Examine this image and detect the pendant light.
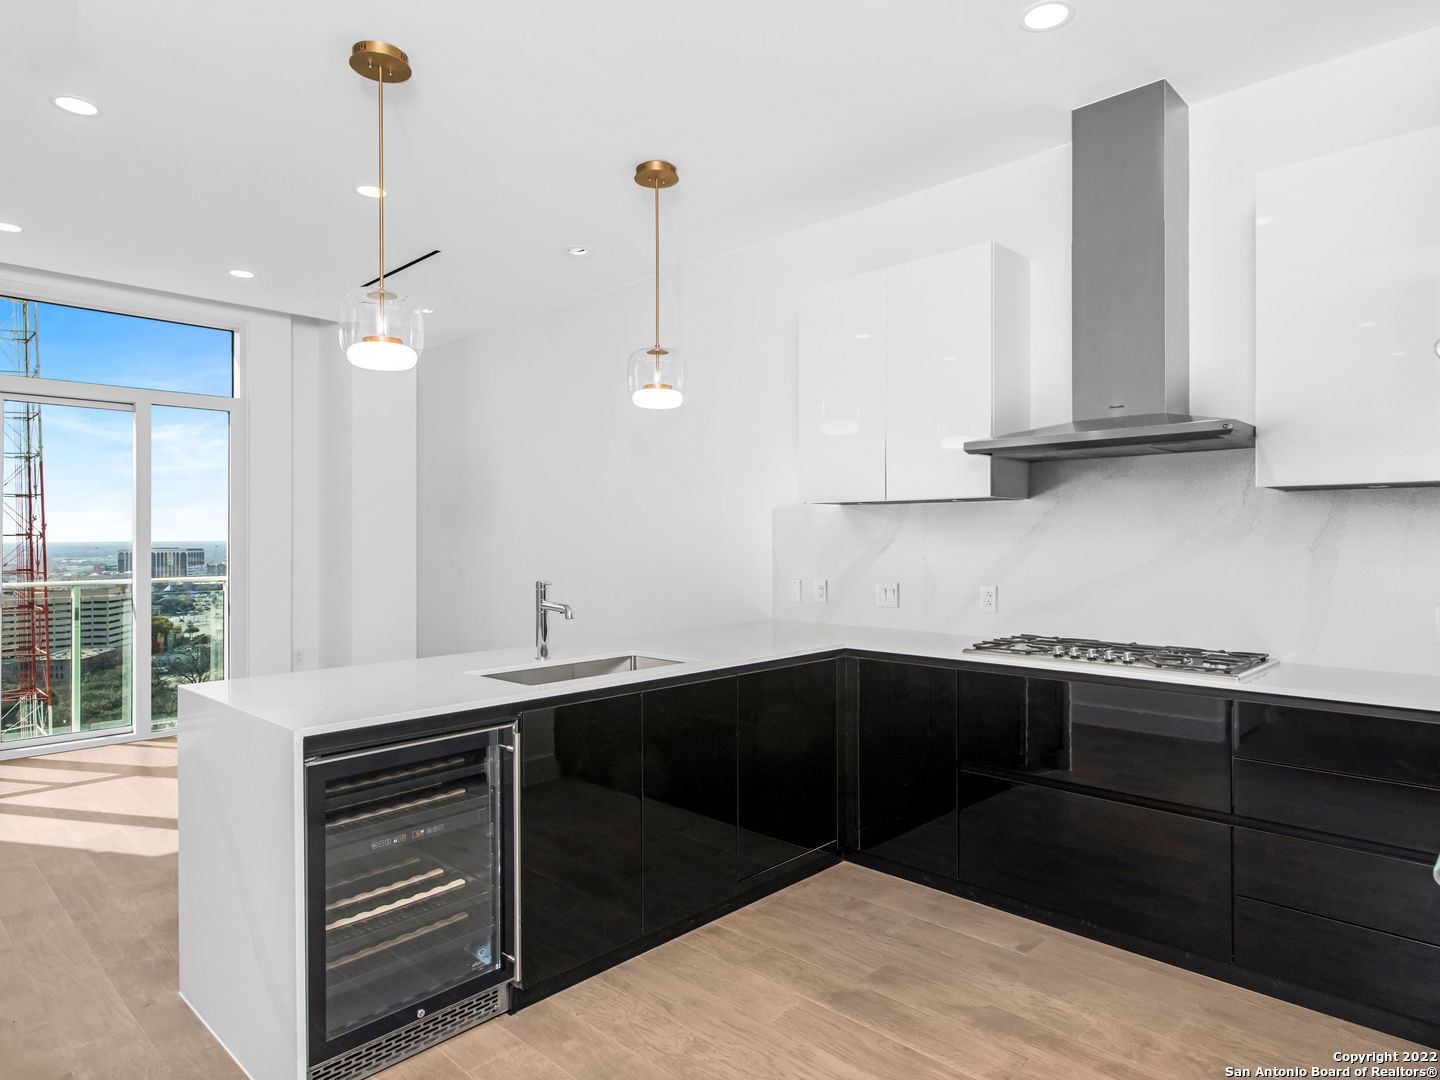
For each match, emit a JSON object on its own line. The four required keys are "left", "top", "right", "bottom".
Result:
{"left": 339, "top": 41, "right": 425, "bottom": 372}
{"left": 627, "top": 160, "right": 684, "bottom": 409}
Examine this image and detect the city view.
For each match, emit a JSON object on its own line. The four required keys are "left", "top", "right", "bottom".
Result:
{"left": 0, "top": 296, "right": 232, "bottom": 745}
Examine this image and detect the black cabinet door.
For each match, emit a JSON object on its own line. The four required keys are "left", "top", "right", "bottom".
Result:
{"left": 642, "top": 677, "right": 739, "bottom": 930}
{"left": 854, "top": 660, "right": 958, "bottom": 879}
{"left": 960, "top": 673, "right": 1230, "bottom": 812}
{"left": 1235, "top": 829, "right": 1440, "bottom": 947}
{"left": 519, "top": 694, "right": 643, "bottom": 988}
{"left": 955, "top": 775, "right": 1232, "bottom": 959}
{"left": 1234, "top": 759, "right": 1440, "bottom": 856}
{"left": 1235, "top": 701, "right": 1440, "bottom": 789}
{"left": 1235, "top": 898, "right": 1440, "bottom": 1026}
{"left": 737, "top": 661, "right": 838, "bottom": 881}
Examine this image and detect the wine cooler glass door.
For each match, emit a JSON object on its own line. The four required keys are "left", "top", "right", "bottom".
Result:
{"left": 305, "top": 725, "right": 514, "bottom": 1066}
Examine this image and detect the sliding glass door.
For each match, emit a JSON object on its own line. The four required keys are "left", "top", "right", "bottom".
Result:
{"left": 1, "top": 397, "right": 135, "bottom": 749}
{"left": 0, "top": 293, "right": 235, "bottom": 756}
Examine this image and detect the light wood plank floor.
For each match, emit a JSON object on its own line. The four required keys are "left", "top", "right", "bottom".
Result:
{"left": 0, "top": 737, "right": 1428, "bottom": 1079}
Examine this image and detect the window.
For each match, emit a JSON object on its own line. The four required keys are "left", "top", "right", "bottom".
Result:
{"left": 0, "top": 295, "right": 234, "bottom": 752}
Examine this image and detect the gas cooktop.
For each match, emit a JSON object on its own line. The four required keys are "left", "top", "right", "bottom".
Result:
{"left": 965, "top": 634, "right": 1276, "bottom": 680}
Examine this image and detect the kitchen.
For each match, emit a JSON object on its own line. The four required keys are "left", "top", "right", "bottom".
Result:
{"left": 0, "top": 4, "right": 1438, "bottom": 1079}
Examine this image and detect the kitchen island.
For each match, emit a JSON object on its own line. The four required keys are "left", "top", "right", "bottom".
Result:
{"left": 179, "top": 620, "right": 1440, "bottom": 1079}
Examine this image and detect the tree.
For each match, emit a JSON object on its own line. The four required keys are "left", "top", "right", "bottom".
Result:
{"left": 172, "top": 640, "right": 213, "bottom": 684}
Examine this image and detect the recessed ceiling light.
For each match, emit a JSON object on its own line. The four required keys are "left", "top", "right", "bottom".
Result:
{"left": 1357, "top": 321, "right": 1376, "bottom": 329}
{"left": 567, "top": 247, "right": 589, "bottom": 256}
{"left": 356, "top": 185, "right": 386, "bottom": 198}
{"left": 0, "top": 222, "right": 22, "bottom": 233}
{"left": 854, "top": 333, "right": 872, "bottom": 340}
{"left": 228, "top": 269, "right": 254, "bottom": 279}
{"left": 1256, "top": 216, "right": 1274, "bottom": 227}
{"left": 1020, "top": 1, "right": 1074, "bottom": 32}
{"left": 1390, "top": 350, "right": 1407, "bottom": 357}
{"left": 420, "top": 307, "right": 435, "bottom": 314}
{"left": 52, "top": 95, "right": 100, "bottom": 117}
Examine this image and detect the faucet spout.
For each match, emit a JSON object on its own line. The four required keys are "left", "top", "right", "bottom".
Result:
{"left": 535, "top": 581, "right": 575, "bottom": 661}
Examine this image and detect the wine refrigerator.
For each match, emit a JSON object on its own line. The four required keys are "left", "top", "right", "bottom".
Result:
{"left": 304, "top": 721, "right": 518, "bottom": 1080}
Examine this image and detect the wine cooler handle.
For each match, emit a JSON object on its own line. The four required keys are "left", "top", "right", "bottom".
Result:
{"left": 506, "top": 721, "right": 523, "bottom": 986}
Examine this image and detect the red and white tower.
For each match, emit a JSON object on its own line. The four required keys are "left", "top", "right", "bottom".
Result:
{"left": 0, "top": 298, "right": 53, "bottom": 739}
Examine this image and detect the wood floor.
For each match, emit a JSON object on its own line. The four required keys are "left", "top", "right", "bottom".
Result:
{"left": 0, "top": 738, "right": 1427, "bottom": 1080}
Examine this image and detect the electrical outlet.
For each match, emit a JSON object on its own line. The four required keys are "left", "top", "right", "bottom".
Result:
{"left": 875, "top": 582, "right": 899, "bottom": 608}
{"left": 979, "top": 584, "right": 998, "bottom": 614}
{"left": 812, "top": 579, "right": 828, "bottom": 604}
{"left": 788, "top": 578, "right": 803, "bottom": 603}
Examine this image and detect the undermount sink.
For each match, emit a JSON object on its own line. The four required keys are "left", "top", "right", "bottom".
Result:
{"left": 477, "top": 654, "right": 680, "bottom": 685}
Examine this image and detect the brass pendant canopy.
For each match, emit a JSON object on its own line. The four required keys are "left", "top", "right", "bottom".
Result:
{"left": 634, "top": 160, "right": 679, "bottom": 190}
{"left": 349, "top": 40, "right": 412, "bottom": 83}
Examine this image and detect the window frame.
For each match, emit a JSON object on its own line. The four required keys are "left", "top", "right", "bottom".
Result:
{"left": 0, "top": 275, "right": 248, "bottom": 758}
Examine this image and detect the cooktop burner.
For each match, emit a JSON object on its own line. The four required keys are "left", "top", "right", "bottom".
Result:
{"left": 965, "top": 635, "right": 1275, "bottom": 679}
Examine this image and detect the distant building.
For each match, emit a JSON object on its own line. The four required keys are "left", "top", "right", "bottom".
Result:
{"left": 0, "top": 585, "right": 131, "bottom": 653}
{"left": 118, "top": 548, "right": 207, "bottom": 578}
{"left": 205, "top": 562, "right": 227, "bottom": 577}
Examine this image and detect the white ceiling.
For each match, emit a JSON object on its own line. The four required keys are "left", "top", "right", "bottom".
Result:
{"left": 3, "top": 1, "right": 1440, "bottom": 347}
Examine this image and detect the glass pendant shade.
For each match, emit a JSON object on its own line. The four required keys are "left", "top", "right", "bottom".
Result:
{"left": 339, "top": 288, "right": 424, "bottom": 371}
{"left": 627, "top": 346, "right": 685, "bottom": 409}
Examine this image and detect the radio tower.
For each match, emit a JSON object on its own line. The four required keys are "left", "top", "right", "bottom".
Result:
{"left": 0, "top": 298, "right": 53, "bottom": 740}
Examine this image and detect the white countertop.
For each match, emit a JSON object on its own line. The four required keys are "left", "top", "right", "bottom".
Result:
{"left": 182, "top": 620, "right": 1440, "bottom": 738}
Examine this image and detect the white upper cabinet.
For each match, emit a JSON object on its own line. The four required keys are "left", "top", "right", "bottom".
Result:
{"left": 1256, "top": 124, "right": 1440, "bottom": 489}
{"left": 798, "top": 269, "right": 887, "bottom": 503}
{"left": 798, "top": 242, "right": 1029, "bottom": 503}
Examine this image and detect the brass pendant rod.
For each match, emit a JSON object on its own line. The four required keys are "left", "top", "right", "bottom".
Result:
{"left": 654, "top": 180, "right": 661, "bottom": 377}
{"left": 377, "top": 69, "right": 385, "bottom": 318}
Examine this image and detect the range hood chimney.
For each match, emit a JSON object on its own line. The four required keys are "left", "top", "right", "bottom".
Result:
{"left": 965, "top": 80, "right": 1254, "bottom": 461}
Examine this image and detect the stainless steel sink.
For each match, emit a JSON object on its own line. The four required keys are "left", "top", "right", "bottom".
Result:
{"left": 478, "top": 654, "right": 680, "bottom": 685}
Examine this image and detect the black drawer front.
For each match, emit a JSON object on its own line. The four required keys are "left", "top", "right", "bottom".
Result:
{"left": 960, "top": 675, "right": 1230, "bottom": 811}
{"left": 956, "top": 776, "right": 1232, "bottom": 960}
{"left": 1236, "top": 898, "right": 1440, "bottom": 1024}
{"left": 1235, "top": 829, "right": 1440, "bottom": 947}
{"left": 856, "top": 661, "right": 958, "bottom": 880}
{"left": 1235, "top": 702, "right": 1440, "bottom": 789}
{"left": 958, "top": 671, "right": 1064, "bottom": 771}
{"left": 1234, "top": 759, "right": 1440, "bottom": 856}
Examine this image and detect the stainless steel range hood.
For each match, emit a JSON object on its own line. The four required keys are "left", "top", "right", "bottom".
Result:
{"left": 966, "top": 80, "right": 1254, "bottom": 461}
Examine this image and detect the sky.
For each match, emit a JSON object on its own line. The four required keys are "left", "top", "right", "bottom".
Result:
{"left": 2, "top": 300, "right": 232, "bottom": 543}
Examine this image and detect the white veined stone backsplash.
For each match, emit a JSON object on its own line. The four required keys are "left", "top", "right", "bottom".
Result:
{"left": 773, "top": 450, "right": 1440, "bottom": 675}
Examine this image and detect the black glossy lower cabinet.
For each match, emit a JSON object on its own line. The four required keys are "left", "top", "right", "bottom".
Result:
{"left": 737, "top": 661, "right": 838, "bottom": 880}
{"left": 855, "top": 660, "right": 957, "bottom": 879}
{"left": 1235, "top": 828, "right": 1440, "bottom": 947}
{"left": 959, "top": 672, "right": 1230, "bottom": 812}
{"left": 519, "top": 694, "right": 643, "bottom": 989}
{"left": 1236, "top": 898, "right": 1440, "bottom": 1025}
{"left": 642, "top": 678, "right": 739, "bottom": 928}
{"left": 1234, "top": 758, "right": 1440, "bottom": 855}
{"left": 955, "top": 775, "right": 1232, "bottom": 960}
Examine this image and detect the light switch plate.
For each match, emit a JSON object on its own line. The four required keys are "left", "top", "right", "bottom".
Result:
{"left": 788, "top": 578, "right": 803, "bottom": 603}
{"left": 979, "top": 584, "right": 998, "bottom": 614}
{"left": 875, "top": 582, "right": 899, "bottom": 608}
{"left": 812, "top": 579, "right": 828, "bottom": 604}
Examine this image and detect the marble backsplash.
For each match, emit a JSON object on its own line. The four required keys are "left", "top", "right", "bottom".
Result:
{"left": 772, "top": 450, "right": 1440, "bottom": 675}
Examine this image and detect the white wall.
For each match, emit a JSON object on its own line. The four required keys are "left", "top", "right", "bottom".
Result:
{"left": 419, "top": 27, "right": 1440, "bottom": 672}
{"left": 291, "top": 319, "right": 418, "bottom": 670}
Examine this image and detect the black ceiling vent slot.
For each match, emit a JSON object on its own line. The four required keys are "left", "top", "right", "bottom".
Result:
{"left": 361, "top": 248, "right": 441, "bottom": 288}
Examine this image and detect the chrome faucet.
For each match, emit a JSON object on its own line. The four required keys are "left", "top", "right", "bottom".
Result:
{"left": 534, "top": 580, "right": 574, "bottom": 661}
